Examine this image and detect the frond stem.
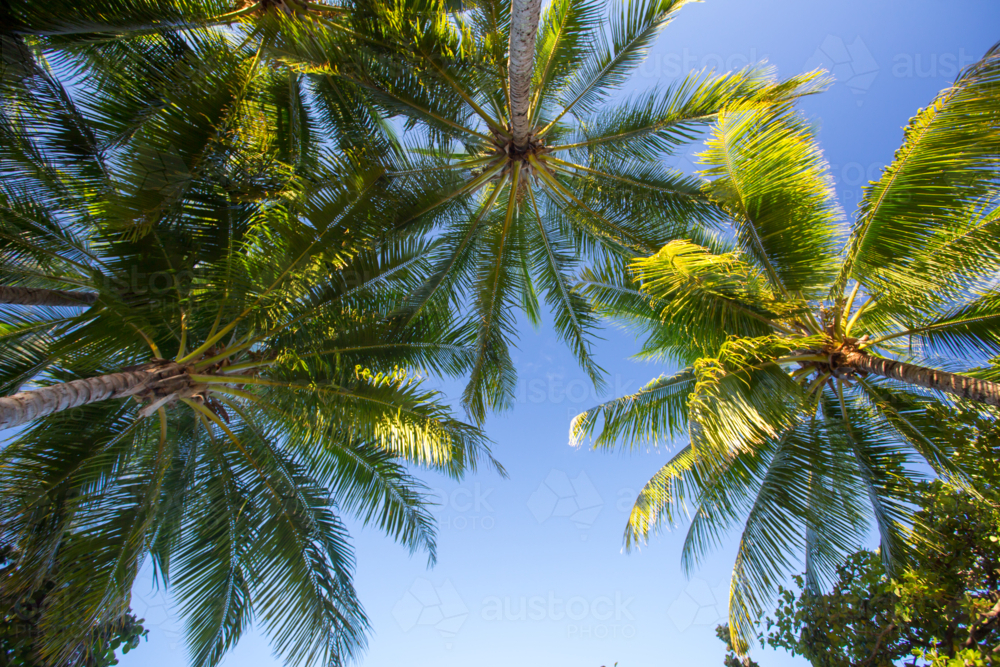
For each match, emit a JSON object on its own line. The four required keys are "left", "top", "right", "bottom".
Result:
{"left": 807, "top": 371, "right": 832, "bottom": 396}
{"left": 842, "top": 281, "right": 861, "bottom": 332}
{"left": 530, "top": 155, "right": 654, "bottom": 254}
{"left": 545, "top": 156, "right": 703, "bottom": 199}
{"left": 421, "top": 51, "right": 510, "bottom": 137}
{"left": 845, "top": 295, "right": 876, "bottom": 340}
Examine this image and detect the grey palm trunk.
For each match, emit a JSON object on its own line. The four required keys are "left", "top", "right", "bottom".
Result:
{"left": 0, "top": 360, "right": 194, "bottom": 430}
{"left": 507, "top": 0, "right": 542, "bottom": 148}
{"left": 841, "top": 348, "right": 1000, "bottom": 407}
{"left": 0, "top": 285, "right": 97, "bottom": 307}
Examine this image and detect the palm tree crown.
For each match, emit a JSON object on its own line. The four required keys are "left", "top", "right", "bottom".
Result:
{"left": 273, "top": 0, "right": 825, "bottom": 421}
{"left": 0, "top": 26, "right": 498, "bottom": 666}
{"left": 572, "top": 44, "right": 1000, "bottom": 653}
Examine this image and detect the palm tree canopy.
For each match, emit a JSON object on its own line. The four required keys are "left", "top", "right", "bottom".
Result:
{"left": 572, "top": 43, "right": 1000, "bottom": 653}
{"left": 0, "top": 26, "right": 499, "bottom": 667}
{"left": 268, "top": 0, "right": 827, "bottom": 422}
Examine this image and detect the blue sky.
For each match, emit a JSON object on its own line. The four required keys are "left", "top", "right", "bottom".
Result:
{"left": 122, "top": 2, "right": 1000, "bottom": 665}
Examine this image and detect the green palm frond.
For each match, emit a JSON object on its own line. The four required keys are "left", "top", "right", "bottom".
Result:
{"left": 525, "top": 182, "right": 605, "bottom": 383}
{"left": 856, "top": 201, "right": 1000, "bottom": 332}
{"left": 462, "top": 173, "right": 525, "bottom": 421}
{"left": 302, "top": 439, "right": 440, "bottom": 562}
{"left": 546, "top": 0, "right": 690, "bottom": 127}
{"left": 550, "top": 156, "right": 724, "bottom": 244}
{"left": 622, "top": 443, "right": 699, "bottom": 548}
{"left": 830, "top": 385, "right": 915, "bottom": 571}
{"left": 571, "top": 368, "right": 693, "bottom": 451}
{"left": 872, "top": 291, "right": 1000, "bottom": 360}
{"left": 855, "top": 378, "right": 972, "bottom": 491}
{"left": 686, "top": 353, "right": 804, "bottom": 464}
{"left": 631, "top": 240, "right": 789, "bottom": 357}
{"left": 528, "top": 0, "right": 602, "bottom": 124}
{"left": 720, "top": 414, "right": 870, "bottom": 653}
{"left": 555, "top": 67, "right": 826, "bottom": 160}
{"left": 838, "top": 41, "right": 1000, "bottom": 298}
{"left": 698, "top": 102, "right": 842, "bottom": 297}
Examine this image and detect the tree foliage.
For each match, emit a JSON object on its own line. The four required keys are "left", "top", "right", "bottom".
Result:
{"left": 267, "top": 0, "right": 825, "bottom": 421}
{"left": 717, "top": 407, "right": 1000, "bottom": 667}
{"left": 0, "top": 545, "right": 148, "bottom": 667}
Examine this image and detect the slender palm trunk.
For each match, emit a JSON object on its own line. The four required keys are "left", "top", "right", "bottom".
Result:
{"left": 508, "top": 0, "right": 542, "bottom": 148}
{"left": 0, "top": 362, "right": 184, "bottom": 430}
{"left": 842, "top": 349, "right": 1000, "bottom": 407}
{"left": 0, "top": 286, "right": 97, "bottom": 307}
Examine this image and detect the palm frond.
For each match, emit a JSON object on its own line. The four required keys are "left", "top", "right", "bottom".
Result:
{"left": 571, "top": 369, "right": 694, "bottom": 451}
{"left": 838, "top": 42, "right": 1000, "bottom": 298}
{"left": 698, "top": 102, "right": 842, "bottom": 297}
{"left": 547, "top": 0, "right": 691, "bottom": 126}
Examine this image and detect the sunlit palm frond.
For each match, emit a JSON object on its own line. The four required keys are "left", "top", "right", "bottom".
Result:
{"left": 699, "top": 102, "right": 842, "bottom": 297}
{"left": 839, "top": 41, "right": 1000, "bottom": 298}
{"left": 571, "top": 368, "right": 693, "bottom": 451}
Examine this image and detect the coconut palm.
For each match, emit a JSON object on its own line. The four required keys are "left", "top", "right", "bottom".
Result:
{"left": 274, "top": 0, "right": 826, "bottom": 421}
{"left": 0, "top": 0, "right": 412, "bottom": 310}
{"left": 571, "top": 45, "right": 1000, "bottom": 653}
{"left": 0, "top": 45, "right": 496, "bottom": 667}
{"left": 0, "top": 168, "right": 495, "bottom": 667}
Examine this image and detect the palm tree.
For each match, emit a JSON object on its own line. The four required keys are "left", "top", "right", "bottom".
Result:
{"left": 0, "top": 165, "right": 496, "bottom": 666}
{"left": 571, "top": 45, "right": 1000, "bottom": 653}
{"left": 0, "top": 41, "right": 497, "bottom": 667}
{"left": 275, "top": 0, "right": 825, "bottom": 421}
{"left": 0, "top": 26, "right": 309, "bottom": 393}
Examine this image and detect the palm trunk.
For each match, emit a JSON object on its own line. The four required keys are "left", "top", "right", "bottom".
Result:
{"left": 0, "top": 362, "right": 183, "bottom": 430}
{"left": 842, "top": 349, "right": 1000, "bottom": 407}
{"left": 508, "top": 0, "right": 542, "bottom": 148}
{"left": 0, "top": 286, "right": 97, "bottom": 307}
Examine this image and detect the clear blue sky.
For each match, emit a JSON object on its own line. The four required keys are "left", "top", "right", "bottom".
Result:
{"left": 122, "top": 2, "right": 1000, "bottom": 665}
